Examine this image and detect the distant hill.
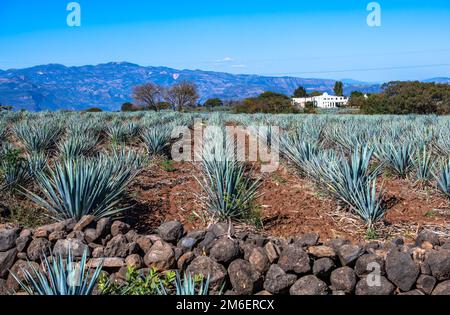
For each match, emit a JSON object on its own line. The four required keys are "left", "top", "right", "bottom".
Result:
{"left": 0, "top": 62, "right": 444, "bottom": 111}
{"left": 422, "top": 77, "right": 450, "bottom": 84}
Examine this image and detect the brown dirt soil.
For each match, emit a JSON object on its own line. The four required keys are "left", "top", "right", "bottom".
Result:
{"left": 257, "top": 169, "right": 450, "bottom": 242}
{"left": 124, "top": 162, "right": 450, "bottom": 242}
{"left": 124, "top": 160, "right": 206, "bottom": 234}
{"left": 1, "top": 156, "right": 449, "bottom": 242}
{"left": 381, "top": 178, "right": 450, "bottom": 238}
{"left": 0, "top": 190, "right": 52, "bottom": 229}
{"left": 257, "top": 166, "right": 348, "bottom": 241}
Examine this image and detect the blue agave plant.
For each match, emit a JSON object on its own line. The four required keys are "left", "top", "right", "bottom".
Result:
{"left": 376, "top": 143, "right": 415, "bottom": 178}
{"left": 435, "top": 159, "right": 450, "bottom": 198}
{"left": 11, "top": 248, "right": 103, "bottom": 295}
{"left": 157, "top": 273, "right": 212, "bottom": 295}
{"left": 24, "top": 154, "right": 139, "bottom": 221}
{"left": 141, "top": 126, "right": 173, "bottom": 157}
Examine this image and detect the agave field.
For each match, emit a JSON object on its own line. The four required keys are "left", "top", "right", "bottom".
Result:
{"left": 0, "top": 110, "right": 449, "bottom": 237}
{"left": 0, "top": 110, "right": 450, "bottom": 295}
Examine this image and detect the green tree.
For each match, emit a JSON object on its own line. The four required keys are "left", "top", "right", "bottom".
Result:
{"left": 0, "top": 103, "right": 13, "bottom": 111}
{"left": 204, "top": 98, "right": 223, "bottom": 108}
{"left": 304, "top": 101, "right": 317, "bottom": 114}
{"left": 156, "top": 102, "right": 172, "bottom": 110}
{"left": 309, "top": 91, "right": 322, "bottom": 97}
{"left": 84, "top": 107, "right": 103, "bottom": 112}
{"left": 293, "top": 86, "right": 308, "bottom": 98}
{"left": 121, "top": 102, "right": 136, "bottom": 111}
{"left": 360, "top": 81, "right": 450, "bottom": 115}
{"left": 133, "top": 83, "right": 164, "bottom": 111}
{"left": 165, "top": 81, "right": 199, "bottom": 111}
{"left": 350, "top": 91, "right": 364, "bottom": 98}
{"left": 334, "top": 81, "right": 344, "bottom": 96}
{"left": 348, "top": 96, "right": 366, "bottom": 109}
{"left": 234, "top": 91, "right": 298, "bottom": 114}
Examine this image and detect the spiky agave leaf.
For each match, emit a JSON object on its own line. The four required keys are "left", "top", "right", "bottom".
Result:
{"left": 23, "top": 156, "right": 138, "bottom": 221}
{"left": 376, "top": 143, "right": 415, "bottom": 178}
{"left": 141, "top": 126, "right": 172, "bottom": 157}
{"left": 198, "top": 159, "right": 261, "bottom": 220}
{"left": 323, "top": 145, "right": 379, "bottom": 201}
{"left": 107, "top": 147, "right": 145, "bottom": 172}
{"left": 310, "top": 145, "right": 386, "bottom": 226}
{"left": 24, "top": 152, "right": 48, "bottom": 181}
{"left": 157, "top": 273, "right": 212, "bottom": 295}
{"left": 106, "top": 122, "right": 140, "bottom": 144}
{"left": 349, "top": 179, "right": 386, "bottom": 228}
{"left": 197, "top": 134, "right": 261, "bottom": 220}
{"left": 125, "top": 122, "right": 141, "bottom": 139}
{"left": 1, "top": 143, "right": 25, "bottom": 188}
{"left": 1, "top": 161, "right": 28, "bottom": 190}
{"left": 325, "top": 123, "right": 376, "bottom": 153}
{"left": 13, "top": 120, "right": 62, "bottom": 154}
{"left": 0, "top": 145, "right": 47, "bottom": 190}
{"left": 12, "top": 248, "right": 103, "bottom": 295}
{"left": 67, "top": 114, "right": 105, "bottom": 137}
{"left": 434, "top": 159, "right": 450, "bottom": 198}
{"left": 433, "top": 127, "right": 450, "bottom": 155}
{"left": 58, "top": 134, "right": 99, "bottom": 159}
{"left": 252, "top": 125, "right": 278, "bottom": 149}
{"left": 414, "top": 146, "right": 434, "bottom": 183}
{"left": 0, "top": 122, "right": 7, "bottom": 142}
{"left": 106, "top": 123, "right": 129, "bottom": 144}
{"left": 280, "top": 133, "right": 319, "bottom": 177}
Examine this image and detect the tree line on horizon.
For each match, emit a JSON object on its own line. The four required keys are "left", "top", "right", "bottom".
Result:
{"left": 125, "top": 81, "right": 200, "bottom": 112}
{"left": 123, "top": 81, "right": 347, "bottom": 114}
{"left": 2, "top": 80, "right": 448, "bottom": 115}
{"left": 350, "top": 81, "right": 450, "bottom": 115}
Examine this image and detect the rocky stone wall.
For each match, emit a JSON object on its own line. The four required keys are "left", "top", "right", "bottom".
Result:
{"left": 1, "top": 216, "right": 450, "bottom": 295}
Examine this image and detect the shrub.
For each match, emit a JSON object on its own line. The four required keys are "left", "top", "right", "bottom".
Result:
{"left": 99, "top": 267, "right": 213, "bottom": 296}
{"left": 121, "top": 102, "right": 144, "bottom": 112}
{"left": 204, "top": 98, "right": 224, "bottom": 108}
{"left": 156, "top": 102, "right": 172, "bottom": 110}
{"left": 360, "top": 81, "right": 450, "bottom": 115}
{"left": 303, "top": 101, "right": 317, "bottom": 114}
{"left": 99, "top": 267, "right": 176, "bottom": 295}
{"left": 234, "top": 92, "right": 299, "bottom": 114}
{"left": 84, "top": 108, "right": 103, "bottom": 112}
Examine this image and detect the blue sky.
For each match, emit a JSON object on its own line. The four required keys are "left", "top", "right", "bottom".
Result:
{"left": 0, "top": 0, "right": 449, "bottom": 82}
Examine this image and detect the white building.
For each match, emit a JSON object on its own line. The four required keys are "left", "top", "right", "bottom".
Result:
{"left": 292, "top": 92, "right": 349, "bottom": 109}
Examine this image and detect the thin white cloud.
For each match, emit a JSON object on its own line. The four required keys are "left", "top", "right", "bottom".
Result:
{"left": 231, "top": 64, "right": 247, "bottom": 68}
{"left": 216, "top": 57, "right": 234, "bottom": 62}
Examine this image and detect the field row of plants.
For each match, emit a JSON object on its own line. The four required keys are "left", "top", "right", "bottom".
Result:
{"left": 0, "top": 110, "right": 449, "bottom": 232}
{"left": 1, "top": 110, "right": 450, "bottom": 296}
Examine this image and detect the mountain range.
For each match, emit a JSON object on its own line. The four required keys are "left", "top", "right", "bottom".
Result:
{"left": 0, "top": 62, "right": 448, "bottom": 111}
